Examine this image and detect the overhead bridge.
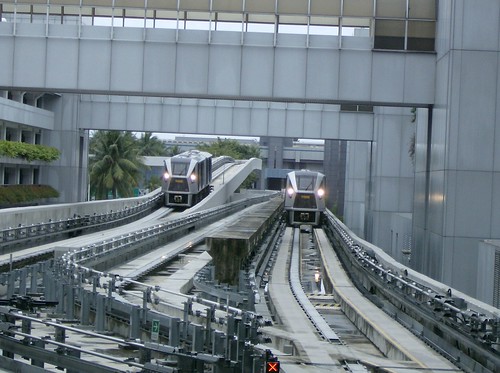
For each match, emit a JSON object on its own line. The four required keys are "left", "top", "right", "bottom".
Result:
{"left": 0, "top": 20, "right": 435, "bottom": 141}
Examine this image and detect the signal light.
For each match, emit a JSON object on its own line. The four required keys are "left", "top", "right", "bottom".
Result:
{"left": 265, "top": 361, "right": 280, "bottom": 372}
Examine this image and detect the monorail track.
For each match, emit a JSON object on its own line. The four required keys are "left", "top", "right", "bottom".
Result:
{"left": 262, "top": 225, "right": 461, "bottom": 372}
{"left": 322, "top": 210, "right": 499, "bottom": 373}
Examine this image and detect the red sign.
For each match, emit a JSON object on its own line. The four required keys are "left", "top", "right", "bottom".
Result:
{"left": 266, "top": 361, "right": 280, "bottom": 372}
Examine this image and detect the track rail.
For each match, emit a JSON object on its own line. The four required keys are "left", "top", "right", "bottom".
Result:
{"left": 323, "top": 209, "right": 500, "bottom": 373}
{"left": 288, "top": 227, "right": 341, "bottom": 343}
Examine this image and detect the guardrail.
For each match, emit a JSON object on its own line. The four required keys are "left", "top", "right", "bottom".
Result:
{"left": 0, "top": 192, "right": 164, "bottom": 253}
{"left": 323, "top": 209, "right": 500, "bottom": 373}
{"left": 0, "top": 194, "right": 283, "bottom": 372}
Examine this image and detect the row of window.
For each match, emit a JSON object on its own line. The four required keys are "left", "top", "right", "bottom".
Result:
{"left": 0, "top": 1, "right": 436, "bottom": 20}
{"left": 0, "top": 125, "right": 42, "bottom": 145}
{"left": 2, "top": 166, "right": 40, "bottom": 185}
{"left": 0, "top": 1, "right": 436, "bottom": 51}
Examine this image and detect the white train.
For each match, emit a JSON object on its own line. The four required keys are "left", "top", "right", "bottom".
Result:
{"left": 162, "top": 150, "right": 213, "bottom": 207}
{"left": 284, "top": 170, "right": 326, "bottom": 226}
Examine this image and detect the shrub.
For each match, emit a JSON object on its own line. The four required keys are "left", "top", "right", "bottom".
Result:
{"left": 0, "top": 140, "right": 60, "bottom": 162}
{"left": 0, "top": 184, "right": 59, "bottom": 206}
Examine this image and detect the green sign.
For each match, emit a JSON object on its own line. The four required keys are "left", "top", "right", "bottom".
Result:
{"left": 151, "top": 319, "right": 160, "bottom": 341}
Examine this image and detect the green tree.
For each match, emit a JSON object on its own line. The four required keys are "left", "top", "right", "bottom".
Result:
{"left": 196, "top": 138, "right": 260, "bottom": 159}
{"left": 137, "top": 132, "right": 169, "bottom": 156}
{"left": 146, "top": 174, "right": 163, "bottom": 191}
{"left": 89, "top": 131, "right": 146, "bottom": 199}
{"left": 197, "top": 138, "right": 261, "bottom": 189}
{"left": 166, "top": 144, "right": 182, "bottom": 156}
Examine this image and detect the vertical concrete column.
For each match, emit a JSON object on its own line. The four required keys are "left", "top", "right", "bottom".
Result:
{"left": 54, "top": 325, "right": 66, "bottom": 355}
{"left": 7, "top": 271, "right": 16, "bottom": 298}
{"left": 56, "top": 283, "right": 65, "bottom": 314}
{"left": 21, "top": 319, "right": 31, "bottom": 341}
{"left": 31, "top": 339, "right": 46, "bottom": 367}
{"left": 95, "top": 294, "right": 106, "bottom": 333}
{"left": 66, "top": 348, "right": 81, "bottom": 373}
{"left": 205, "top": 305, "right": 215, "bottom": 351}
{"left": 80, "top": 290, "right": 90, "bottom": 325}
{"left": 236, "top": 317, "right": 246, "bottom": 360}
{"left": 43, "top": 270, "right": 56, "bottom": 302}
{"left": 129, "top": 305, "right": 141, "bottom": 340}
{"left": 191, "top": 324, "right": 204, "bottom": 353}
{"left": 142, "top": 288, "right": 150, "bottom": 325}
{"left": 10, "top": 91, "right": 24, "bottom": 104}
{"left": 18, "top": 267, "right": 28, "bottom": 295}
{"left": 169, "top": 317, "right": 180, "bottom": 347}
{"left": 66, "top": 285, "right": 75, "bottom": 319}
{"left": 213, "top": 330, "right": 225, "bottom": 355}
{"left": 182, "top": 299, "right": 192, "bottom": 339}
{"left": 30, "top": 265, "right": 38, "bottom": 293}
{"left": 139, "top": 347, "right": 151, "bottom": 364}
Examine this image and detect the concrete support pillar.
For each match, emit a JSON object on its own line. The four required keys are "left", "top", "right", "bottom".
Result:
{"left": 129, "top": 305, "right": 141, "bottom": 340}
{"left": 191, "top": 324, "right": 204, "bottom": 353}
{"left": 66, "top": 348, "right": 81, "bottom": 373}
{"left": 80, "top": 290, "right": 90, "bottom": 325}
{"left": 56, "top": 282, "right": 65, "bottom": 314}
{"left": 18, "top": 267, "right": 28, "bottom": 295}
{"left": 21, "top": 319, "right": 31, "bottom": 341}
{"left": 169, "top": 318, "right": 180, "bottom": 347}
{"left": 95, "top": 294, "right": 106, "bottom": 333}
{"left": 30, "top": 265, "right": 38, "bottom": 293}
{"left": 31, "top": 339, "right": 46, "bottom": 367}
{"left": 66, "top": 285, "right": 75, "bottom": 319}
{"left": 139, "top": 347, "right": 151, "bottom": 364}
{"left": 7, "top": 271, "right": 16, "bottom": 298}
{"left": 55, "top": 326, "right": 66, "bottom": 351}
{"left": 10, "top": 91, "right": 24, "bottom": 104}
{"left": 43, "top": 270, "right": 56, "bottom": 302}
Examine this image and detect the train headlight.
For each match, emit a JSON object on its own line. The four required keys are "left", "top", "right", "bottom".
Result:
{"left": 317, "top": 188, "right": 325, "bottom": 199}
{"left": 190, "top": 173, "right": 197, "bottom": 182}
{"left": 287, "top": 187, "right": 295, "bottom": 197}
{"left": 163, "top": 172, "right": 170, "bottom": 180}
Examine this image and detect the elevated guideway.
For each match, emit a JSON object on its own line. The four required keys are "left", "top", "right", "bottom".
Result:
{"left": 188, "top": 157, "right": 262, "bottom": 213}
{"left": 0, "top": 157, "right": 260, "bottom": 254}
{"left": 264, "top": 227, "right": 460, "bottom": 373}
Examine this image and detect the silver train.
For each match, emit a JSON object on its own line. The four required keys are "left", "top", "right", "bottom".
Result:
{"left": 284, "top": 170, "right": 326, "bottom": 226}
{"left": 162, "top": 150, "right": 213, "bottom": 207}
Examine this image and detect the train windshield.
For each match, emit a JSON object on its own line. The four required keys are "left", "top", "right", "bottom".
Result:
{"left": 172, "top": 160, "right": 190, "bottom": 176}
{"left": 296, "top": 175, "right": 316, "bottom": 191}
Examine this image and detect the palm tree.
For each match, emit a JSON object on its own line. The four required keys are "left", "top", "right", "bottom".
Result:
{"left": 137, "top": 132, "right": 169, "bottom": 156}
{"left": 89, "top": 131, "right": 146, "bottom": 199}
{"left": 167, "top": 144, "right": 182, "bottom": 156}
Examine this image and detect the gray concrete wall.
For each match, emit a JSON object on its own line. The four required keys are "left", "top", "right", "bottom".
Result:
{"left": 0, "top": 188, "right": 161, "bottom": 230}
{"left": 366, "top": 107, "right": 415, "bottom": 261}
{"left": 0, "top": 96, "right": 54, "bottom": 129}
{"left": 41, "top": 94, "right": 89, "bottom": 203}
{"left": 413, "top": 0, "right": 500, "bottom": 301}
{"left": 476, "top": 240, "right": 500, "bottom": 307}
{"left": 344, "top": 141, "right": 371, "bottom": 239}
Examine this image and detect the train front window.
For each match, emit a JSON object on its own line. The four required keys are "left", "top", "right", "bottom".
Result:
{"left": 296, "top": 175, "right": 317, "bottom": 191}
{"left": 172, "top": 160, "right": 189, "bottom": 176}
